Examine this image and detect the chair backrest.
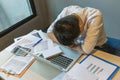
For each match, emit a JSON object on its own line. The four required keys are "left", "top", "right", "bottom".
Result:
{"left": 107, "top": 37, "right": 120, "bottom": 50}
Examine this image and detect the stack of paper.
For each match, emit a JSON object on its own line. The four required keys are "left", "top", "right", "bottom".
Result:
{"left": 5, "top": 30, "right": 56, "bottom": 57}
{"left": 1, "top": 55, "right": 34, "bottom": 75}
{"left": 0, "top": 30, "right": 52, "bottom": 77}
{"left": 0, "top": 30, "right": 64, "bottom": 77}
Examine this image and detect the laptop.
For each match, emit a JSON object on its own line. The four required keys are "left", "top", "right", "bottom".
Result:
{"left": 37, "top": 45, "right": 82, "bottom": 71}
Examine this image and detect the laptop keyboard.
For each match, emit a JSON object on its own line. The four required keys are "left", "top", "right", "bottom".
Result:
{"left": 47, "top": 55, "right": 73, "bottom": 69}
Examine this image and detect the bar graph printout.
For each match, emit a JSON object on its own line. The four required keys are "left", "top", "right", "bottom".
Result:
{"left": 79, "top": 55, "right": 119, "bottom": 80}
{"left": 62, "top": 63, "right": 98, "bottom": 80}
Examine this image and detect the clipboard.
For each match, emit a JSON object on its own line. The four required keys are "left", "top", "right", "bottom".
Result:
{"left": 14, "top": 58, "right": 35, "bottom": 77}
{"left": 0, "top": 55, "right": 35, "bottom": 78}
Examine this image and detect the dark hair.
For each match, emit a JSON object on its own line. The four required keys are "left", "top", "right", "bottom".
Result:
{"left": 53, "top": 15, "right": 80, "bottom": 46}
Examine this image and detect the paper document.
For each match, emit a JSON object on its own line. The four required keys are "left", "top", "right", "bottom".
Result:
{"left": 62, "top": 63, "right": 98, "bottom": 80}
{"left": 29, "top": 29, "right": 47, "bottom": 39}
{"left": 14, "top": 30, "right": 45, "bottom": 42}
{"left": 79, "top": 55, "right": 119, "bottom": 80}
{"left": 34, "top": 39, "right": 54, "bottom": 53}
{"left": 41, "top": 46, "right": 62, "bottom": 59}
{"left": 12, "top": 30, "right": 50, "bottom": 56}
{"left": 6, "top": 33, "right": 40, "bottom": 52}
{"left": 0, "top": 55, "right": 34, "bottom": 74}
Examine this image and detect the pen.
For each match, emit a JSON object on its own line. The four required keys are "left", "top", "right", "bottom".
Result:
{"left": 32, "top": 38, "right": 43, "bottom": 47}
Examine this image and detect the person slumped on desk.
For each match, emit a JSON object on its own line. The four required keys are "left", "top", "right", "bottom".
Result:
{"left": 47, "top": 5, "right": 107, "bottom": 54}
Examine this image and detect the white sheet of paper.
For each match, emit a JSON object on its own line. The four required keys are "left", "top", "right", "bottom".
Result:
{"left": 5, "top": 33, "right": 40, "bottom": 52}
{"left": 34, "top": 39, "right": 54, "bottom": 53}
{"left": 41, "top": 46, "right": 62, "bottom": 58}
{"left": 62, "top": 63, "right": 98, "bottom": 80}
{"left": 1, "top": 55, "right": 34, "bottom": 74}
{"left": 37, "top": 30, "right": 47, "bottom": 39}
{"left": 80, "top": 55, "right": 118, "bottom": 80}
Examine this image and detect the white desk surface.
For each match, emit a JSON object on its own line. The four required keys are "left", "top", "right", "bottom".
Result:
{"left": 0, "top": 49, "right": 120, "bottom": 80}
{"left": 0, "top": 49, "right": 63, "bottom": 80}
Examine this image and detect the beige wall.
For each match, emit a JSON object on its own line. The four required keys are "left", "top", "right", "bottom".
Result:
{"left": 0, "top": 0, "right": 50, "bottom": 51}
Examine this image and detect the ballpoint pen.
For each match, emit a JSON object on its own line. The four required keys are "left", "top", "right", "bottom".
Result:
{"left": 32, "top": 38, "right": 43, "bottom": 47}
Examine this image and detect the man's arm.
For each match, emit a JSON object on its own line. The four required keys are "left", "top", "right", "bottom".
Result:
{"left": 82, "top": 15, "right": 104, "bottom": 54}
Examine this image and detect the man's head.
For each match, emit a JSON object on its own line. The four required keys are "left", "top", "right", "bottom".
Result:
{"left": 53, "top": 15, "right": 81, "bottom": 46}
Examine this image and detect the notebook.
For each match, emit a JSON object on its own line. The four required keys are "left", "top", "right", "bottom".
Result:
{"left": 37, "top": 45, "right": 82, "bottom": 71}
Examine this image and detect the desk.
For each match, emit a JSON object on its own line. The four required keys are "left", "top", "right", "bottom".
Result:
{"left": 93, "top": 50, "right": 120, "bottom": 80}
{"left": 0, "top": 49, "right": 62, "bottom": 80}
{"left": 0, "top": 49, "right": 120, "bottom": 80}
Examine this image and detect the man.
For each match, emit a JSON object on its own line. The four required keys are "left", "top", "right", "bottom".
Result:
{"left": 47, "top": 5, "right": 107, "bottom": 54}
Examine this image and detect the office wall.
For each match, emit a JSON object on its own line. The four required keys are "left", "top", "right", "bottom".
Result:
{"left": 0, "top": 0, "right": 50, "bottom": 51}
{"left": 47, "top": 0, "right": 120, "bottom": 39}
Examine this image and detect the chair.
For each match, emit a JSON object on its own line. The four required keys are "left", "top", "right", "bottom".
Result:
{"left": 106, "top": 37, "right": 120, "bottom": 56}
{"left": 95, "top": 37, "right": 120, "bottom": 56}
{"left": 107, "top": 37, "right": 120, "bottom": 50}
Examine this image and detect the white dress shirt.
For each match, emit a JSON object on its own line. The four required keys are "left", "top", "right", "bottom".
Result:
{"left": 47, "top": 5, "right": 107, "bottom": 54}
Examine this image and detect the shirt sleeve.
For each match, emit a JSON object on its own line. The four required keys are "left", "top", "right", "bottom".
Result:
{"left": 81, "top": 11, "right": 103, "bottom": 54}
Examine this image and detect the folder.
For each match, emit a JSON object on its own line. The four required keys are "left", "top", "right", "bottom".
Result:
{"left": 79, "top": 55, "right": 119, "bottom": 80}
